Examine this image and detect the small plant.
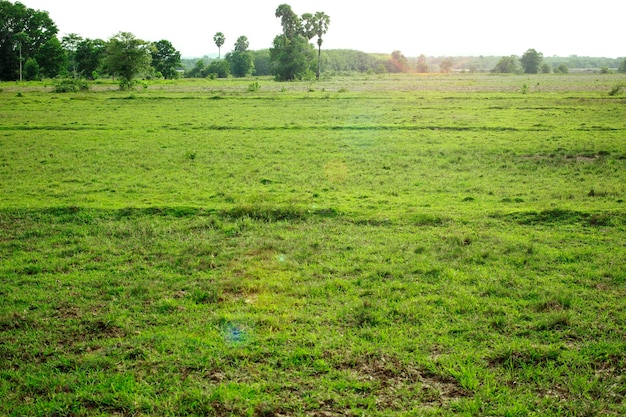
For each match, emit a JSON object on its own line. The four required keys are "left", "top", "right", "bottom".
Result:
{"left": 186, "top": 150, "right": 197, "bottom": 161}
{"left": 520, "top": 83, "right": 529, "bottom": 94}
{"left": 248, "top": 81, "right": 260, "bottom": 92}
{"left": 608, "top": 83, "right": 623, "bottom": 96}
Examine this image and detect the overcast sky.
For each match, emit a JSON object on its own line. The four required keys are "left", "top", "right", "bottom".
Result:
{"left": 21, "top": 0, "right": 624, "bottom": 58}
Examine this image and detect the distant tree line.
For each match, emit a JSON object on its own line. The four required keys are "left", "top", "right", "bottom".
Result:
{"left": 2, "top": 1, "right": 625, "bottom": 84}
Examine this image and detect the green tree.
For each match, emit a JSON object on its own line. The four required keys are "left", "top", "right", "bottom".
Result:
{"left": 520, "top": 48, "right": 543, "bottom": 74}
{"left": 185, "top": 59, "right": 205, "bottom": 78}
{"left": 554, "top": 64, "right": 568, "bottom": 74}
{"left": 34, "top": 36, "right": 65, "bottom": 78}
{"left": 62, "top": 33, "right": 82, "bottom": 77}
{"left": 227, "top": 36, "right": 254, "bottom": 77}
{"left": 234, "top": 35, "right": 249, "bottom": 52}
{"left": 618, "top": 58, "right": 626, "bottom": 74}
{"left": 75, "top": 38, "right": 106, "bottom": 79}
{"left": 206, "top": 59, "right": 230, "bottom": 78}
{"left": 541, "top": 63, "right": 551, "bottom": 74}
{"left": 302, "top": 11, "right": 330, "bottom": 79}
{"left": 275, "top": 4, "right": 300, "bottom": 40}
{"left": 251, "top": 49, "right": 271, "bottom": 76}
{"left": 271, "top": 4, "right": 314, "bottom": 81}
{"left": 311, "top": 12, "right": 330, "bottom": 79}
{"left": 23, "top": 57, "right": 39, "bottom": 80}
{"left": 213, "top": 32, "right": 225, "bottom": 59}
{"left": 151, "top": 39, "right": 181, "bottom": 79}
{"left": 0, "top": 0, "right": 59, "bottom": 80}
{"left": 492, "top": 55, "right": 519, "bottom": 73}
{"left": 270, "top": 34, "right": 314, "bottom": 81}
{"left": 105, "top": 32, "right": 152, "bottom": 90}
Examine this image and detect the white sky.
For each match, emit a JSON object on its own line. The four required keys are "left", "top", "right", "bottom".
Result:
{"left": 20, "top": 0, "right": 625, "bottom": 58}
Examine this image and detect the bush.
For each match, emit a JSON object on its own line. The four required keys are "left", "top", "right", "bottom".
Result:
{"left": 554, "top": 64, "right": 568, "bottom": 74}
{"left": 608, "top": 83, "right": 623, "bottom": 96}
{"left": 54, "top": 78, "right": 89, "bottom": 93}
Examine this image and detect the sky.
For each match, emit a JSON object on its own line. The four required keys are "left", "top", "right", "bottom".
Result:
{"left": 19, "top": 0, "right": 624, "bottom": 59}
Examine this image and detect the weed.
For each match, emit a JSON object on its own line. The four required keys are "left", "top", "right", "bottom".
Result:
{"left": 248, "top": 81, "right": 261, "bottom": 92}
{"left": 185, "top": 150, "right": 197, "bottom": 161}
{"left": 608, "top": 83, "right": 623, "bottom": 96}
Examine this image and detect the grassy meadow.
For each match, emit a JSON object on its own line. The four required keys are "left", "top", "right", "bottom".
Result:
{"left": 1, "top": 73, "right": 625, "bottom": 416}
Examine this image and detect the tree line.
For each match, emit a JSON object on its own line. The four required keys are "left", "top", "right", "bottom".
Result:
{"left": 2, "top": 1, "right": 625, "bottom": 86}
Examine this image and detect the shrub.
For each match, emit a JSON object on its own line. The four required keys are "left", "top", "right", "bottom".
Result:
{"left": 54, "top": 78, "right": 89, "bottom": 93}
{"left": 248, "top": 81, "right": 260, "bottom": 92}
{"left": 608, "top": 83, "right": 623, "bottom": 96}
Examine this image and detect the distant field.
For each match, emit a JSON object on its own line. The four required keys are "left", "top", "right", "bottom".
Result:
{"left": 1, "top": 74, "right": 625, "bottom": 416}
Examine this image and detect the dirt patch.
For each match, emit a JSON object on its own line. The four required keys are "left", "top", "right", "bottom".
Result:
{"left": 338, "top": 355, "right": 471, "bottom": 407}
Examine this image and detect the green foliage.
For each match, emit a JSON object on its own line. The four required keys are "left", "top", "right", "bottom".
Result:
{"left": 184, "top": 59, "right": 207, "bottom": 78}
{"left": 554, "top": 64, "right": 568, "bottom": 74}
{"left": 151, "top": 39, "right": 181, "bottom": 80}
{"left": 619, "top": 57, "right": 626, "bottom": 74}
{"left": 520, "top": 48, "right": 544, "bottom": 74}
{"left": 302, "top": 11, "right": 331, "bottom": 79}
{"left": 251, "top": 49, "right": 272, "bottom": 76}
{"left": 105, "top": 32, "right": 152, "bottom": 90}
{"left": 248, "top": 81, "right": 261, "bottom": 91}
{"left": 23, "top": 58, "right": 40, "bottom": 81}
{"left": 33, "top": 36, "right": 66, "bottom": 78}
{"left": 206, "top": 59, "right": 230, "bottom": 78}
{"left": 62, "top": 33, "right": 83, "bottom": 76}
{"left": 541, "top": 63, "right": 551, "bottom": 73}
{"left": 213, "top": 32, "right": 225, "bottom": 59}
{"left": 323, "top": 49, "right": 387, "bottom": 74}
{"left": 227, "top": 50, "right": 254, "bottom": 77}
{"left": 272, "top": 4, "right": 329, "bottom": 81}
{"left": 75, "top": 38, "right": 106, "bottom": 79}
{"left": 233, "top": 35, "right": 249, "bottom": 53}
{"left": 270, "top": 34, "right": 315, "bottom": 81}
{"left": 53, "top": 77, "right": 89, "bottom": 92}
{"left": 0, "top": 1, "right": 59, "bottom": 81}
{"left": 493, "top": 55, "right": 519, "bottom": 73}
{"left": 608, "top": 83, "right": 623, "bottom": 96}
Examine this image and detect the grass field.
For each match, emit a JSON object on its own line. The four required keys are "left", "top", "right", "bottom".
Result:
{"left": 1, "top": 73, "right": 625, "bottom": 416}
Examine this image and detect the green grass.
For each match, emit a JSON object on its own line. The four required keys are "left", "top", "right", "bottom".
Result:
{"left": 1, "top": 73, "right": 625, "bottom": 416}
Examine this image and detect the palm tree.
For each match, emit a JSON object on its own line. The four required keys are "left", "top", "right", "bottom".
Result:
{"left": 213, "top": 32, "right": 225, "bottom": 59}
{"left": 312, "top": 12, "right": 330, "bottom": 80}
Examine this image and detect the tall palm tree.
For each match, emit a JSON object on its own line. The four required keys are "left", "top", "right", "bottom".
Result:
{"left": 213, "top": 32, "right": 225, "bottom": 59}
{"left": 312, "top": 12, "right": 330, "bottom": 80}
